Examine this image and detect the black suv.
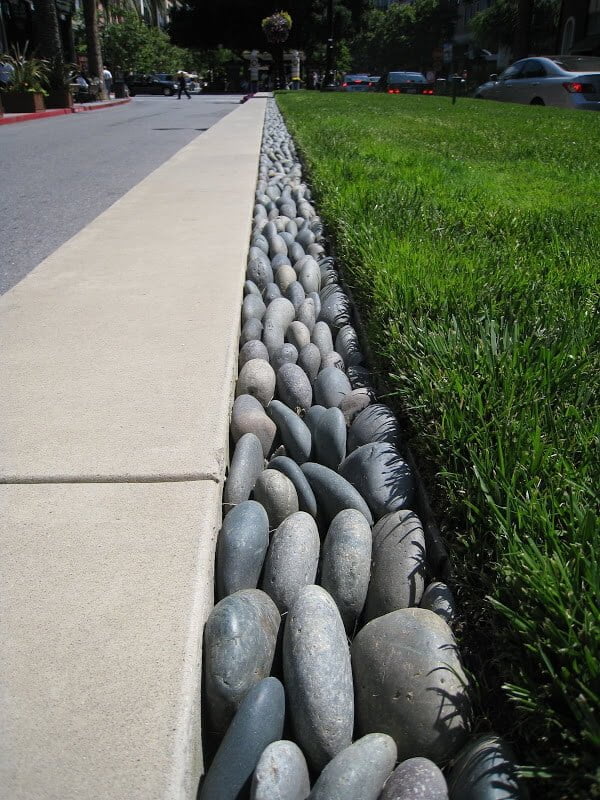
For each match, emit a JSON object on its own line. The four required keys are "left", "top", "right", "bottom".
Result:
{"left": 126, "top": 74, "right": 178, "bottom": 97}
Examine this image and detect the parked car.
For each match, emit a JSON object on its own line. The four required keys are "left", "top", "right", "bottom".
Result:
{"left": 368, "top": 75, "right": 381, "bottom": 90}
{"left": 126, "top": 74, "right": 178, "bottom": 97}
{"left": 473, "top": 56, "right": 600, "bottom": 110}
{"left": 380, "top": 71, "right": 435, "bottom": 95}
{"left": 339, "top": 74, "right": 371, "bottom": 92}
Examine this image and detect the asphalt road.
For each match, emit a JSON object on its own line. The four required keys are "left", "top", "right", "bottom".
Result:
{"left": 0, "top": 94, "right": 244, "bottom": 294}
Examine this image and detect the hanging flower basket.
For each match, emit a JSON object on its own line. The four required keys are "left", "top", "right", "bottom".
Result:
{"left": 261, "top": 11, "right": 292, "bottom": 44}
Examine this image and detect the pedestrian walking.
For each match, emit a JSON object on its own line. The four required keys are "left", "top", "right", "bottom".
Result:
{"left": 177, "top": 72, "right": 191, "bottom": 99}
{"left": 103, "top": 65, "right": 113, "bottom": 97}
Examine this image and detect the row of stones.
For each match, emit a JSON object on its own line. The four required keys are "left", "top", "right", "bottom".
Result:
{"left": 198, "top": 100, "right": 521, "bottom": 800}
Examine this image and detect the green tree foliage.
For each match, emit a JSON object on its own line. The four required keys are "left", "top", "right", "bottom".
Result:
{"left": 469, "top": 0, "right": 560, "bottom": 52}
{"left": 102, "top": 10, "right": 191, "bottom": 73}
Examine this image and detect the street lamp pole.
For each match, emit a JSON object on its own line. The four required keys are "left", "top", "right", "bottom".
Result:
{"left": 323, "top": 0, "right": 335, "bottom": 89}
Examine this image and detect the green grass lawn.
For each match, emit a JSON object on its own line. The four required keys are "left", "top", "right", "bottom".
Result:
{"left": 277, "top": 92, "right": 600, "bottom": 799}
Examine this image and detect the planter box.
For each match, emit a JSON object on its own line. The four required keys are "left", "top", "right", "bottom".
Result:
{"left": 0, "top": 91, "right": 46, "bottom": 113}
{"left": 45, "top": 89, "right": 74, "bottom": 109}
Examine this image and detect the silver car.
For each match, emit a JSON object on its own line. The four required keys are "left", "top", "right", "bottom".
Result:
{"left": 474, "top": 55, "right": 600, "bottom": 110}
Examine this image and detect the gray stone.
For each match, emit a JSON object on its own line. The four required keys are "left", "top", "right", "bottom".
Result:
{"left": 308, "top": 291, "right": 321, "bottom": 320}
{"left": 339, "top": 443, "right": 415, "bottom": 519}
{"left": 243, "top": 293, "right": 267, "bottom": 324}
{"left": 198, "top": 678, "right": 285, "bottom": 800}
{"left": 286, "top": 321, "right": 311, "bottom": 353}
{"left": 298, "top": 343, "right": 321, "bottom": 384}
{"left": 307, "top": 242, "right": 325, "bottom": 258}
{"left": 230, "top": 394, "right": 276, "bottom": 457}
{"left": 301, "top": 462, "right": 373, "bottom": 526}
{"left": 310, "top": 321, "right": 334, "bottom": 360}
{"left": 266, "top": 400, "right": 312, "bottom": 464}
{"left": 339, "top": 388, "right": 373, "bottom": 425}
{"left": 263, "top": 319, "right": 286, "bottom": 357}
{"left": 241, "top": 318, "right": 264, "bottom": 347}
{"left": 244, "top": 279, "right": 262, "bottom": 296}
{"left": 347, "top": 364, "right": 373, "bottom": 391}
{"left": 251, "top": 740, "right": 310, "bottom": 800}
{"left": 380, "top": 757, "right": 448, "bottom": 800}
{"left": 264, "top": 296, "right": 296, "bottom": 329}
{"left": 298, "top": 258, "right": 321, "bottom": 294}
{"left": 308, "top": 733, "right": 397, "bottom": 800}
{"left": 347, "top": 404, "right": 400, "bottom": 452}
{"left": 286, "top": 219, "right": 299, "bottom": 237}
{"left": 236, "top": 359, "right": 277, "bottom": 407}
{"left": 263, "top": 282, "right": 282, "bottom": 304}
{"left": 268, "top": 455, "right": 318, "bottom": 517}
{"left": 320, "top": 351, "right": 345, "bottom": 371}
{"left": 285, "top": 281, "right": 306, "bottom": 312}
{"left": 239, "top": 340, "right": 270, "bottom": 370}
{"left": 253, "top": 468, "right": 299, "bottom": 530}
{"left": 351, "top": 608, "right": 471, "bottom": 764}
{"left": 320, "top": 270, "right": 339, "bottom": 288}
{"left": 297, "top": 298, "right": 316, "bottom": 332}
{"left": 223, "top": 433, "right": 265, "bottom": 512}
{"left": 313, "top": 406, "right": 346, "bottom": 470}
{"left": 365, "top": 509, "right": 426, "bottom": 619}
{"left": 420, "top": 582, "right": 456, "bottom": 625}
{"left": 271, "top": 253, "right": 292, "bottom": 271}
{"left": 271, "top": 343, "right": 299, "bottom": 373}
{"left": 313, "top": 367, "right": 352, "bottom": 408}
{"left": 269, "top": 234, "right": 288, "bottom": 259}
{"left": 204, "top": 590, "right": 280, "bottom": 733}
{"left": 288, "top": 242, "right": 305, "bottom": 264}
{"left": 335, "top": 325, "right": 364, "bottom": 367}
{"left": 304, "top": 405, "right": 326, "bottom": 440}
{"left": 275, "top": 364, "right": 311, "bottom": 415}
{"left": 252, "top": 235, "right": 269, "bottom": 256}
{"left": 262, "top": 512, "right": 320, "bottom": 613}
{"left": 275, "top": 264, "right": 298, "bottom": 293}
{"left": 296, "top": 227, "right": 315, "bottom": 249}
{"left": 216, "top": 501, "right": 270, "bottom": 600}
{"left": 280, "top": 202, "right": 297, "bottom": 220}
{"left": 283, "top": 585, "right": 354, "bottom": 771}
{"left": 446, "top": 735, "right": 522, "bottom": 800}
{"left": 320, "top": 509, "right": 372, "bottom": 632}
{"left": 247, "top": 250, "right": 274, "bottom": 290}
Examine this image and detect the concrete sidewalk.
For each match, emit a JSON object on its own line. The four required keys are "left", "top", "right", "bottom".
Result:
{"left": 0, "top": 97, "right": 131, "bottom": 125}
{"left": 1, "top": 96, "right": 266, "bottom": 799}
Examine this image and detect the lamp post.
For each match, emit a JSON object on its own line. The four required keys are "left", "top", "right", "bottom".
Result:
{"left": 262, "top": 11, "right": 292, "bottom": 90}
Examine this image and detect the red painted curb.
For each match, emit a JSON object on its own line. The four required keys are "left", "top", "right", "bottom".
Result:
{"left": 0, "top": 97, "right": 131, "bottom": 126}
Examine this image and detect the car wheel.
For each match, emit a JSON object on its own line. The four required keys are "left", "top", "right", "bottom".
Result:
{"left": 530, "top": 97, "right": 545, "bottom": 105}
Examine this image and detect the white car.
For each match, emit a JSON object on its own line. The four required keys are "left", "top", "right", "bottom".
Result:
{"left": 474, "top": 55, "right": 600, "bottom": 110}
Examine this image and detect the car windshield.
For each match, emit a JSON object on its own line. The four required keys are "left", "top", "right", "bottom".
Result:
{"left": 388, "top": 72, "right": 426, "bottom": 83}
{"left": 344, "top": 75, "right": 369, "bottom": 82}
{"left": 548, "top": 56, "right": 600, "bottom": 72}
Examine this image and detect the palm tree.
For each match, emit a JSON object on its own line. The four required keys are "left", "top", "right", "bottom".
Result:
{"left": 82, "top": 0, "right": 107, "bottom": 99}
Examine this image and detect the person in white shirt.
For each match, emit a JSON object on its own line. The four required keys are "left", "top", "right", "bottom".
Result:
{"left": 103, "top": 66, "right": 113, "bottom": 97}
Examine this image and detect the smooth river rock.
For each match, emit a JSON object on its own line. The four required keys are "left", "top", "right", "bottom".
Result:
{"left": 298, "top": 258, "right": 321, "bottom": 294}
{"left": 446, "top": 735, "right": 522, "bottom": 800}
{"left": 297, "top": 343, "right": 321, "bottom": 383}
{"left": 275, "top": 264, "right": 297, "bottom": 293}
{"left": 313, "top": 366, "right": 352, "bottom": 408}
{"left": 365, "top": 509, "right": 426, "bottom": 619}
{"left": 301, "top": 462, "right": 373, "bottom": 526}
{"left": 347, "top": 403, "right": 401, "bottom": 452}
{"left": 335, "top": 324, "right": 364, "bottom": 367}
{"left": 263, "top": 318, "right": 286, "bottom": 357}
{"left": 320, "top": 351, "right": 345, "bottom": 372}
{"left": 204, "top": 589, "right": 280, "bottom": 733}
{"left": 312, "top": 406, "right": 347, "bottom": 470}
{"left": 267, "top": 400, "right": 312, "bottom": 464}
{"left": 243, "top": 293, "right": 267, "bottom": 324}
{"left": 198, "top": 678, "right": 285, "bottom": 800}
{"left": 339, "top": 388, "right": 373, "bottom": 425}
{"left": 286, "top": 320, "right": 311, "bottom": 352}
{"left": 216, "top": 501, "right": 270, "bottom": 600}
{"left": 276, "top": 362, "right": 313, "bottom": 412}
{"left": 223, "top": 433, "right": 264, "bottom": 512}
{"left": 253, "top": 468, "right": 299, "bottom": 529}
{"left": 263, "top": 281, "right": 282, "bottom": 304}
{"left": 283, "top": 585, "right": 354, "bottom": 771}
{"left": 268, "top": 455, "right": 318, "bottom": 517}
{"left": 236, "top": 358, "right": 277, "bottom": 407}
{"left": 308, "top": 733, "right": 397, "bottom": 800}
{"left": 230, "top": 394, "right": 276, "bottom": 457}
{"left": 271, "top": 343, "right": 299, "bottom": 373}
{"left": 351, "top": 608, "right": 471, "bottom": 764}
{"left": 239, "top": 339, "right": 270, "bottom": 370}
{"left": 338, "top": 442, "right": 415, "bottom": 519}
{"left": 320, "top": 509, "right": 372, "bottom": 632}
{"left": 250, "top": 740, "right": 311, "bottom": 800}
{"left": 247, "top": 249, "right": 274, "bottom": 290}
{"left": 310, "top": 321, "right": 333, "bottom": 359}
{"left": 380, "top": 757, "right": 449, "bottom": 800}
{"left": 420, "top": 581, "right": 456, "bottom": 625}
{"left": 285, "top": 281, "right": 306, "bottom": 312}
{"left": 264, "top": 296, "right": 296, "bottom": 330}
{"left": 240, "top": 318, "right": 264, "bottom": 346}
{"left": 244, "top": 279, "right": 262, "bottom": 296}
{"left": 297, "top": 298, "right": 316, "bottom": 332}
{"left": 262, "top": 512, "right": 320, "bottom": 613}
{"left": 318, "top": 284, "right": 351, "bottom": 330}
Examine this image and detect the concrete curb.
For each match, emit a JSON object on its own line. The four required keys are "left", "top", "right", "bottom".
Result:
{"left": 1, "top": 97, "right": 267, "bottom": 799}
{"left": 0, "top": 97, "right": 131, "bottom": 126}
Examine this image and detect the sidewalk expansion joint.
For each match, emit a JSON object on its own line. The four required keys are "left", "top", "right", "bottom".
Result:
{"left": 0, "top": 473, "right": 221, "bottom": 485}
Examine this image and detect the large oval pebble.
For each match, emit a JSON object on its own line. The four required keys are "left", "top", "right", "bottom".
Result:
{"left": 253, "top": 468, "right": 299, "bottom": 529}
{"left": 223, "top": 433, "right": 264, "bottom": 512}
{"left": 339, "top": 442, "right": 415, "bottom": 519}
{"left": 267, "top": 400, "right": 312, "bottom": 464}
{"left": 313, "top": 366, "right": 352, "bottom": 408}
{"left": 239, "top": 340, "right": 269, "bottom": 370}
{"left": 313, "top": 406, "right": 346, "bottom": 470}
{"left": 301, "top": 462, "right": 373, "bottom": 525}
{"left": 335, "top": 324, "right": 363, "bottom": 367}
{"left": 283, "top": 585, "right": 354, "bottom": 771}
{"left": 380, "top": 757, "right": 448, "bottom": 800}
{"left": 230, "top": 394, "right": 276, "bottom": 457}
{"left": 271, "top": 343, "right": 298, "bottom": 373}
{"left": 318, "top": 284, "right": 351, "bottom": 330}
{"left": 199, "top": 678, "right": 285, "bottom": 800}
{"left": 298, "top": 343, "right": 321, "bottom": 383}
{"left": 236, "top": 359, "right": 276, "bottom": 407}
{"left": 365, "top": 509, "right": 426, "bottom": 619}
{"left": 311, "top": 321, "right": 333, "bottom": 359}
{"left": 320, "top": 509, "right": 372, "bottom": 632}
{"left": 216, "top": 500, "right": 270, "bottom": 600}
{"left": 262, "top": 512, "right": 320, "bottom": 612}
{"left": 347, "top": 403, "right": 400, "bottom": 452}
{"left": 243, "top": 293, "right": 267, "bottom": 324}
{"left": 446, "top": 735, "right": 522, "bottom": 800}
{"left": 420, "top": 581, "right": 456, "bottom": 625}
{"left": 277, "top": 362, "right": 313, "bottom": 412}
{"left": 250, "top": 740, "right": 310, "bottom": 800}
{"left": 268, "top": 455, "right": 318, "bottom": 517}
{"left": 308, "top": 733, "right": 397, "bottom": 800}
{"left": 204, "top": 589, "right": 280, "bottom": 733}
{"left": 352, "top": 607, "right": 471, "bottom": 764}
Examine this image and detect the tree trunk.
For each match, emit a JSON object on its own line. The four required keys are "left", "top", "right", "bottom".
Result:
{"left": 34, "top": 0, "right": 63, "bottom": 67}
{"left": 82, "top": 0, "right": 107, "bottom": 99}
{"left": 514, "top": 0, "right": 532, "bottom": 59}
